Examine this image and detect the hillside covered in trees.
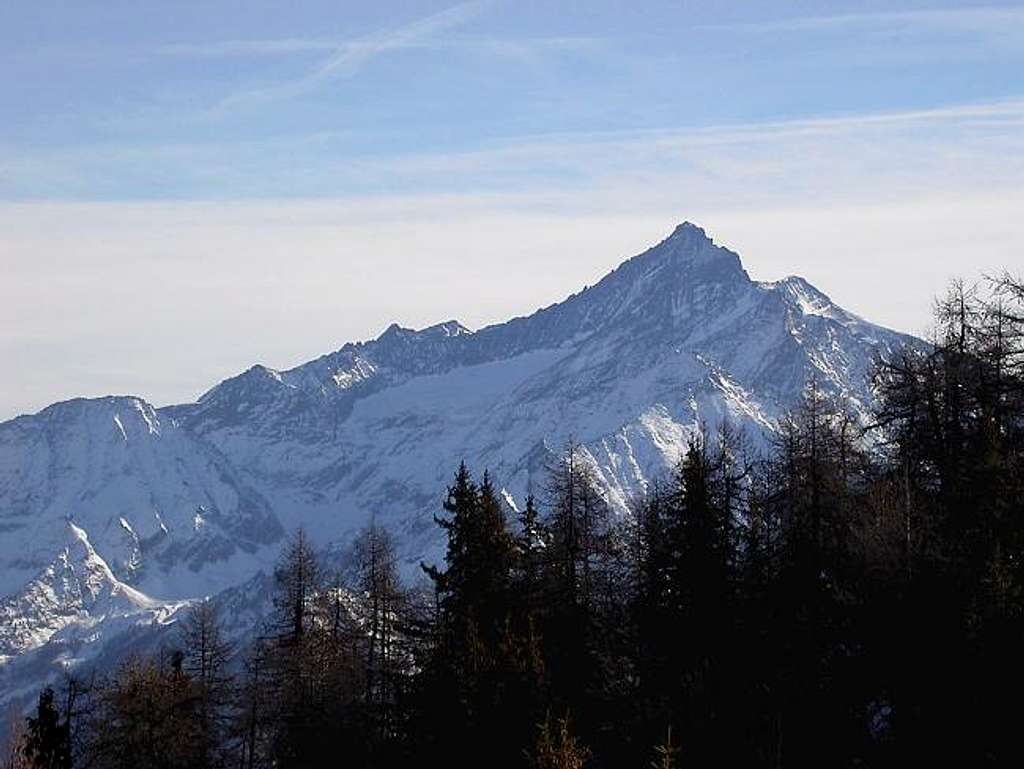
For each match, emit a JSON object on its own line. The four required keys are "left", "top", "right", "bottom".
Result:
{"left": 4, "top": 274, "right": 1023, "bottom": 768}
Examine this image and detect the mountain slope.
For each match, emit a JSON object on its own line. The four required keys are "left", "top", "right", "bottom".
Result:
{"left": 0, "top": 522, "right": 183, "bottom": 709}
{"left": 0, "top": 222, "right": 917, "bottom": 698}
{"left": 0, "top": 522, "right": 158, "bottom": 663}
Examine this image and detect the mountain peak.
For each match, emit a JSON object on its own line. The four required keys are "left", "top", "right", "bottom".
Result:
{"left": 615, "top": 221, "right": 748, "bottom": 288}
{"left": 428, "top": 320, "right": 472, "bottom": 338}
{"left": 654, "top": 220, "right": 725, "bottom": 259}
{"left": 667, "top": 220, "right": 709, "bottom": 240}
{"left": 378, "top": 322, "right": 408, "bottom": 340}
{"left": 375, "top": 319, "right": 471, "bottom": 345}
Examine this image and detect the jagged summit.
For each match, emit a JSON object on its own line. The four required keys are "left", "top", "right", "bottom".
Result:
{"left": 377, "top": 322, "right": 410, "bottom": 340}
{"left": 282, "top": 222, "right": 746, "bottom": 378}
{"left": 517, "top": 222, "right": 753, "bottom": 344}
{"left": 620, "top": 221, "right": 748, "bottom": 282}
{"left": 349, "top": 222, "right": 742, "bottom": 351}
{"left": 430, "top": 320, "right": 472, "bottom": 337}
{"left": 664, "top": 220, "right": 711, "bottom": 245}
{"left": 376, "top": 319, "right": 471, "bottom": 342}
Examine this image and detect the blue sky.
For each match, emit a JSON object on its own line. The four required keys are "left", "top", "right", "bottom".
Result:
{"left": 2, "top": 1, "right": 1023, "bottom": 417}
{"left": 2, "top": 0, "right": 1023, "bottom": 199}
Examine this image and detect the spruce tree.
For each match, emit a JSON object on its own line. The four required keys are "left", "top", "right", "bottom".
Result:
{"left": 420, "top": 463, "right": 530, "bottom": 768}
{"left": 539, "top": 442, "right": 622, "bottom": 759}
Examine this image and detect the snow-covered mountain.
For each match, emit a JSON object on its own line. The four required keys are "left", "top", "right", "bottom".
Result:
{"left": 0, "top": 521, "right": 184, "bottom": 705}
{"left": 0, "top": 522, "right": 160, "bottom": 663}
{"left": 0, "top": 222, "right": 916, "bottom": 703}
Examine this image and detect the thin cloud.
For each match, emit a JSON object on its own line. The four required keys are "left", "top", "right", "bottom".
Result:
{"left": 701, "top": 6, "right": 1024, "bottom": 34}
{"left": 158, "top": 34, "right": 597, "bottom": 59}
{"left": 337, "top": 97, "right": 1024, "bottom": 181}
{"left": 4, "top": 97, "right": 1022, "bottom": 208}
{"left": 214, "top": 0, "right": 493, "bottom": 111}
{"left": 158, "top": 38, "right": 339, "bottom": 57}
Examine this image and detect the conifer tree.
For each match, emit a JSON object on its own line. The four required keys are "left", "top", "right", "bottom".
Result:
{"left": 352, "top": 523, "right": 407, "bottom": 752}
{"left": 516, "top": 494, "right": 546, "bottom": 599}
{"left": 235, "top": 643, "right": 270, "bottom": 769}
{"left": 644, "top": 433, "right": 737, "bottom": 761}
{"left": 21, "top": 688, "right": 70, "bottom": 769}
{"left": 83, "top": 654, "right": 202, "bottom": 769}
{"left": 179, "top": 599, "right": 233, "bottom": 769}
{"left": 420, "top": 463, "right": 532, "bottom": 768}
{"left": 265, "top": 528, "right": 332, "bottom": 768}
{"left": 539, "top": 443, "right": 623, "bottom": 758}
{"left": 868, "top": 278, "right": 1024, "bottom": 763}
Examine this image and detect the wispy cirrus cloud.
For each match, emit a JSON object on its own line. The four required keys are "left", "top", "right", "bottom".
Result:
{"left": 213, "top": 0, "right": 494, "bottom": 111}
{"left": 4, "top": 97, "right": 1023, "bottom": 203}
{"left": 157, "top": 34, "right": 598, "bottom": 60}
{"left": 700, "top": 6, "right": 1024, "bottom": 33}
{"left": 157, "top": 38, "right": 340, "bottom": 57}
